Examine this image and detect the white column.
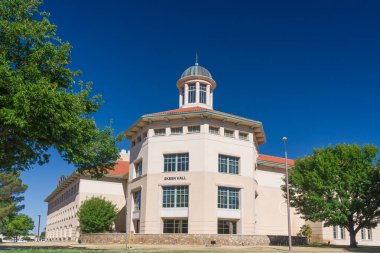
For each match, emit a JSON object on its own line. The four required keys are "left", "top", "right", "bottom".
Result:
{"left": 184, "top": 84, "right": 189, "bottom": 104}
{"left": 179, "top": 89, "right": 183, "bottom": 107}
{"left": 206, "top": 85, "right": 210, "bottom": 106}
{"left": 196, "top": 82, "right": 200, "bottom": 104}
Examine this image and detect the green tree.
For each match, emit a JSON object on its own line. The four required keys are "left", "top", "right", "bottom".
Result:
{"left": 77, "top": 197, "right": 118, "bottom": 233}
{"left": 297, "top": 224, "right": 312, "bottom": 243}
{"left": 3, "top": 213, "right": 34, "bottom": 242}
{"left": 284, "top": 144, "right": 380, "bottom": 247}
{"left": 0, "top": 0, "right": 122, "bottom": 177}
{"left": 40, "top": 230, "right": 46, "bottom": 239}
{"left": 0, "top": 171, "right": 27, "bottom": 219}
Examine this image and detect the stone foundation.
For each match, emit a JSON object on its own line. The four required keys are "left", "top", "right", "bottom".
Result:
{"left": 80, "top": 233, "right": 307, "bottom": 246}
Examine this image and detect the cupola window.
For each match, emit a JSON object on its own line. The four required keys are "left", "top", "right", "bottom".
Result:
{"left": 200, "top": 84, "right": 207, "bottom": 104}
{"left": 188, "top": 84, "right": 196, "bottom": 103}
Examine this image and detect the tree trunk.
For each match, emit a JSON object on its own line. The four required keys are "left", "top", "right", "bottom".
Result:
{"left": 348, "top": 228, "right": 357, "bottom": 248}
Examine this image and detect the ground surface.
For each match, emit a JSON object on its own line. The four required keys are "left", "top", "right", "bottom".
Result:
{"left": 1, "top": 242, "right": 379, "bottom": 253}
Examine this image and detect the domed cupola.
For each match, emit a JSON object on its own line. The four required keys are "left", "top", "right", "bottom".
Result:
{"left": 177, "top": 60, "right": 216, "bottom": 109}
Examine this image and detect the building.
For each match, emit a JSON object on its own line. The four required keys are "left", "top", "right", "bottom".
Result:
{"left": 44, "top": 151, "right": 129, "bottom": 241}
{"left": 45, "top": 62, "right": 380, "bottom": 246}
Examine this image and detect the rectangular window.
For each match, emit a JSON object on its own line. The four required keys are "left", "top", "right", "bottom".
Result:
{"left": 164, "top": 153, "right": 189, "bottom": 172}
{"left": 188, "top": 125, "right": 200, "bottom": 133}
{"left": 171, "top": 127, "right": 183, "bottom": 135}
{"left": 154, "top": 128, "right": 166, "bottom": 136}
{"left": 163, "top": 219, "right": 188, "bottom": 233}
{"left": 239, "top": 132, "right": 248, "bottom": 141}
{"left": 133, "top": 191, "right": 141, "bottom": 212}
{"left": 224, "top": 129, "right": 234, "bottom": 138}
{"left": 361, "top": 228, "right": 372, "bottom": 240}
{"left": 181, "top": 88, "right": 184, "bottom": 105}
{"left": 218, "top": 187, "right": 239, "bottom": 209}
{"left": 135, "top": 160, "right": 142, "bottom": 177}
{"left": 188, "top": 84, "right": 196, "bottom": 103}
{"left": 218, "top": 155, "right": 239, "bottom": 174}
{"left": 162, "top": 186, "right": 188, "bottom": 208}
{"left": 218, "top": 220, "right": 237, "bottom": 234}
{"left": 200, "top": 84, "right": 207, "bottom": 104}
{"left": 209, "top": 126, "right": 220, "bottom": 135}
{"left": 333, "top": 226, "right": 345, "bottom": 239}
{"left": 137, "top": 136, "right": 141, "bottom": 143}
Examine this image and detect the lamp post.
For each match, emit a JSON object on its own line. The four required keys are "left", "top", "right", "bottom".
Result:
{"left": 283, "top": 137, "right": 292, "bottom": 251}
{"left": 37, "top": 215, "right": 41, "bottom": 242}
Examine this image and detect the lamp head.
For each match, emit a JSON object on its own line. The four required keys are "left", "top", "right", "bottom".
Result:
{"left": 282, "top": 137, "right": 287, "bottom": 142}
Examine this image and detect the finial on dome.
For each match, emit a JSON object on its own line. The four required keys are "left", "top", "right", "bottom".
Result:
{"left": 195, "top": 52, "right": 199, "bottom": 66}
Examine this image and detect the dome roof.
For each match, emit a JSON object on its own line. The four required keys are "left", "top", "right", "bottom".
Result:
{"left": 180, "top": 64, "right": 212, "bottom": 79}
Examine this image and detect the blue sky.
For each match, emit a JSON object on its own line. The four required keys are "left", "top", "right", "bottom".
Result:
{"left": 20, "top": 0, "right": 380, "bottom": 232}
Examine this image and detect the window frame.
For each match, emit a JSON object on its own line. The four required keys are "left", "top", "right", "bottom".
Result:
{"left": 163, "top": 219, "right": 188, "bottom": 234}
{"left": 224, "top": 129, "right": 235, "bottom": 138}
{"left": 217, "top": 219, "right": 237, "bottom": 234}
{"left": 217, "top": 186, "right": 240, "bottom": 209}
{"left": 154, "top": 128, "right": 166, "bottom": 136}
{"left": 133, "top": 190, "right": 141, "bottom": 212}
{"left": 162, "top": 186, "right": 189, "bottom": 208}
{"left": 188, "top": 84, "right": 196, "bottom": 103}
{"left": 238, "top": 132, "right": 248, "bottom": 141}
{"left": 135, "top": 160, "right": 143, "bottom": 177}
{"left": 188, "top": 125, "right": 200, "bottom": 134}
{"left": 333, "top": 226, "right": 345, "bottom": 240}
{"left": 164, "top": 153, "right": 189, "bottom": 172}
{"left": 170, "top": 127, "right": 183, "bottom": 135}
{"left": 218, "top": 154, "right": 240, "bottom": 174}
{"left": 199, "top": 84, "right": 207, "bottom": 104}
{"left": 209, "top": 126, "right": 220, "bottom": 135}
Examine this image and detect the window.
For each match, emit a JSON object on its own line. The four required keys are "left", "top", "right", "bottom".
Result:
{"left": 133, "top": 191, "right": 141, "bottom": 212}
{"left": 137, "top": 136, "right": 141, "bottom": 143}
{"left": 188, "top": 84, "right": 196, "bottom": 103}
{"left": 218, "top": 187, "right": 239, "bottom": 209}
{"left": 218, "top": 220, "right": 237, "bottom": 234}
{"left": 200, "top": 84, "right": 207, "bottom": 104}
{"left": 164, "top": 153, "right": 189, "bottom": 172}
{"left": 224, "top": 129, "right": 234, "bottom": 138}
{"left": 333, "top": 226, "right": 345, "bottom": 239}
{"left": 219, "top": 155, "right": 239, "bottom": 174}
{"left": 239, "top": 132, "right": 248, "bottom": 141}
{"left": 171, "top": 127, "right": 183, "bottom": 135}
{"left": 181, "top": 88, "right": 184, "bottom": 105}
{"left": 209, "top": 126, "right": 220, "bottom": 135}
{"left": 154, "top": 128, "right": 166, "bottom": 136}
{"left": 162, "top": 186, "right": 188, "bottom": 208}
{"left": 135, "top": 160, "right": 142, "bottom": 177}
{"left": 163, "top": 219, "right": 188, "bottom": 233}
{"left": 361, "top": 228, "right": 372, "bottom": 240}
{"left": 188, "top": 125, "right": 200, "bottom": 133}
{"left": 131, "top": 140, "right": 136, "bottom": 147}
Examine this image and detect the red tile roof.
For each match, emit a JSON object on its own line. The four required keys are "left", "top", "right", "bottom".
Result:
{"left": 107, "top": 160, "right": 129, "bottom": 175}
{"left": 146, "top": 106, "right": 210, "bottom": 116}
{"left": 258, "top": 154, "right": 295, "bottom": 166}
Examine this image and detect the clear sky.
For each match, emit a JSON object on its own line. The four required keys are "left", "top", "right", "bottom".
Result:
{"left": 20, "top": 0, "right": 380, "bottom": 233}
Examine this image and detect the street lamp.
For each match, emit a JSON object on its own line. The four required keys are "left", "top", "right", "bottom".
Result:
{"left": 37, "top": 215, "right": 41, "bottom": 242}
{"left": 283, "top": 137, "right": 292, "bottom": 251}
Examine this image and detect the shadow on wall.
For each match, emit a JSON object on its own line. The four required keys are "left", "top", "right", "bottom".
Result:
{"left": 114, "top": 205, "right": 126, "bottom": 233}
{"left": 268, "top": 235, "right": 307, "bottom": 246}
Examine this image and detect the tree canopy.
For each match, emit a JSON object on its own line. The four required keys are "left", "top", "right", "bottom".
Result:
{"left": 2, "top": 213, "right": 34, "bottom": 242}
{"left": 77, "top": 197, "right": 118, "bottom": 233}
{"left": 0, "top": 0, "right": 122, "bottom": 177}
{"left": 284, "top": 144, "right": 380, "bottom": 247}
{"left": 0, "top": 171, "right": 27, "bottom": 219}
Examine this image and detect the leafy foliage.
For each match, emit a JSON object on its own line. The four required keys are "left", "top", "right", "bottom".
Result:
{"left": 0, "top": 0, "right": 122, "bottom": 177}
{"left": 284, "top": 144, "right": 380, "bottom": 247}
{"left": 0, "top": 171, "right": 27, "bottom": 219}
{"left": 297, "top": 224, "right": 312, "bottom": 242}
{"left": 2, "top": 213, "right": 34, "bottom": 241}
{"left": 77, "top": 197, "right": 118, "bottom": 233}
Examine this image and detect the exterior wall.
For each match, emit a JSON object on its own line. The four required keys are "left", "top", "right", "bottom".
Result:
{"left": 46, "top": 176, "right": 127, "bottom": 241}
{"left": 127, "top": 118, "right": 258, "bottom": 235}
{"left": 309, "top": 222, "right": 380, "bottom": 246}
{"left": 255, "top": 166, "right": 305, "bottom": 236}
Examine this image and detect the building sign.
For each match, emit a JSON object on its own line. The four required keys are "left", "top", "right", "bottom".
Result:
{"left": 164, "top": 176, "right": 186, "bottom": 181}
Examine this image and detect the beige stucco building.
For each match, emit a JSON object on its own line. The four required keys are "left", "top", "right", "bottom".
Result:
{"left": 45, "top": 62, "right": 380, "bottom": 246}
